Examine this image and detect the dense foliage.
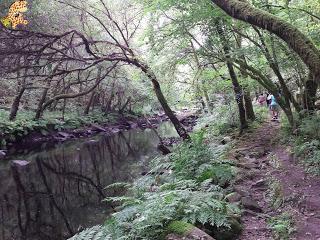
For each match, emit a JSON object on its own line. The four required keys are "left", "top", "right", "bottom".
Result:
{"left": 69, "top": 122, "right": 241, "bottom": 240}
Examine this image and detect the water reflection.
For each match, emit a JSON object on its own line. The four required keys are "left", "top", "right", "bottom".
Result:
{"left": 0, "top": 122, "right": 177, "bottom": 240}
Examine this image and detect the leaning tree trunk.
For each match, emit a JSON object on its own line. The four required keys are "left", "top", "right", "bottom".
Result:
{"left": 150, "top": 76, "right": 190, "bottom": 140}
{"left": 216, "top": 21, "right": 248, "bottom": 131}
{"left": 9, "top": 87, "right": 26, "bottom": 121}
{"left": 211, "top": 0, "right": 320, "bottom": 84}
{"left": 132, "top": 60, "right": 190, "bottom": 140}
{"left": 84, "top": 91, "right": 96, "bottom": 115}
{"left": 35, "top": 88, "right": 49, "bottom": 120}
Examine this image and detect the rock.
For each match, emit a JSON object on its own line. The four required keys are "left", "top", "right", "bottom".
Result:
{"left": 233, "top": 172, "right": 248, "bottom": 184}
{"left": 241, "top": 197, "right": 263, "bottom": 213}
{"left": 111, "top": 128, "right": 120, "bottom": 133}
{"left": 251, "top": 179, "right": 267, "bottom": 189}
{"left": 225, "top": 192, "right": 242, "bottom": 203}
{"left": 11, "top": 160, "right": 30, "bottom": 166}
{"left": 166, "top": 221, "right": 215, "bottom": 240}
{"left": 236, "top": 162, "right": 259, "bottom": 169}
{"left": 128, "top": 121, "right": 138, "bottom": 128}
{"left": 91, "top": 124, "right": 107, "bottom": 132}
{"left": 83, "top": 139, "right": 99, "bottom": 146}
{"left": 0, "top": 150, "right": 6, "bottom": 160}
{"left": 234, "top": 186, "right": 250, "bottom": 197}
{"left": 243, "top": 209, "right": 259, "bottom": 217}
{"left": 315, "top": 100, "right": 320, "bottom": 110}
{"left": 212, "top": 218, "right": 242, "bottom": 240}
{"left": 58, "top": 131, "right": 74, "bottom": 139}
{"left": 231, "top": 147, "right": 250, "bottom": 159}
{"left": 248, "top": 147, "right": 267, "bottom": 158}
{"left": 234, "top": 169, "right": 259, "bottom": 184}
{"left": 221, "top": 137, "right": 231, "bottom": 145}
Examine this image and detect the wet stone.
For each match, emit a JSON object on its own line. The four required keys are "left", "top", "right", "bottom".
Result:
{"left": 241, "top": 197, "right": 263, "bottom": 213}
{"left": 0, "top": 150, "right": 6, "bottom": 160}
{"left": 11, "top": 160, "right": 30, "bottom": 166}
{"left": 226, "top": 192, "right": 242, "bottom": 203}
{"left": 251, "top": 179, "right": 268, "bottom": 189}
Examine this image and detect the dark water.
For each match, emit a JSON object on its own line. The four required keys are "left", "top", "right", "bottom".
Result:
{"left": 0, "top": 122, "right": 177, "bottom": 240}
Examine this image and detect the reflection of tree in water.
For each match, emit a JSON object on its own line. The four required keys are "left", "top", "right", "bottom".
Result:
{"left": 0, "top": 127, "right": 163, "bottom": 240}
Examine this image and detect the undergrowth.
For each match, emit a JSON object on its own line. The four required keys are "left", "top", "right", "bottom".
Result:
{"left": 195, "top": 104, "right": 239, "bottom": 136}
{"left": 0, "top": 110, "right": 122, "bottom": 147}
{"left": 267, "top": 212, "right": 295, "bottom": 240}
{"left": 282, "top": 114, "right": 320, "bottom": 175}
{"left": 267, "top": 177, "right": 284, "bottom": 209}
{"left": 69, "top": 125, "right": 241, "bottom": 240}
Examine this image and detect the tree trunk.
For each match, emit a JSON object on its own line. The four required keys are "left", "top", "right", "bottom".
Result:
{"left": 133, "top": 60, "right": 190, "bottom": 140}
{"left": 35, "top": 88, "right": 49, "bottom": 120}
{"left": 62, "top": 98, "right": 67, "bottom": 120}
{"left": 119, "top": 97, "right": 131, "bottom": 114}
{"left": 234, "top": 32, "right": 256, "bottom": 122}
{"left": 244, "top": 91, "right": 255, "bottom": 121}
{"left": 226, "top": 61, "right": 248, "bottom": 130}
{"left": 304, "top": 73, "right": 318, "bottom": 112}
{"left": 151, "top": 78, "right": 190, "bottom": 140}
{"left": 236, "top": 60, "right": 297, "bottom": 128}
{"left": 211, "top": 0, "right": 320, "bottom": 82}
{"left": 84, "top": 92, "right": 96, "bottom": 115}
{"left": 216, "top": 21, "right": 248, "bottom": 131}
{"left": 9, "top": 87, "right": 26, "bottom": 121}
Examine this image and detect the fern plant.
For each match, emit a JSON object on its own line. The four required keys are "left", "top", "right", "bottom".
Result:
{"left": 68, "top": 226, "right": 111, "bottom": 240}
{"left": 69, "top": 128, "right": 239, "bottom": 240}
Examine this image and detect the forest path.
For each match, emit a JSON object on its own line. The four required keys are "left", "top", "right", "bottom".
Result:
{"left": 229, "top": 120, "right": 320, "bottom": 240}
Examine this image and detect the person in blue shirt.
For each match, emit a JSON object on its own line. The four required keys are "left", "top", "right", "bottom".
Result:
{"left": 270, "top": 94, "right": 279, "bottom": 120}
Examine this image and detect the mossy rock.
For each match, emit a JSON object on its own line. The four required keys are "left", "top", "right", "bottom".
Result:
{"left": 166, "top": 221, "right": 215, "bottom": 240}
{"left": 167, "top": 221, "right": 194, "bottom": 235}
{"left": 213, "top": 218, "right": 242, "bottom": 240}
{"left": 205, "top": 218, "right": 242, "bottom": 240}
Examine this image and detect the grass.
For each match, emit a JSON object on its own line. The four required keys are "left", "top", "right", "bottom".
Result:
{"left": 267, "top": 212, "right": 295, "bottom": 240}
{"left": 281, "top": 114, "right": 320, "bottom": 175}
{"left": 267, "top": 177, "right": 284, "bottom": 209}
{"left": 268, "top": 153, "right": 282, "bottom": 169}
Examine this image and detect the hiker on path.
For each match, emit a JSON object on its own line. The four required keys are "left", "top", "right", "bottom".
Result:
{"left": 266, "top": 93, "right": 271, "bottom": 107}
{"left": 269, "top": 94, "right": 279, "bottom": 120}
{"left": 258, "top": 93, "right": 266, "bottom": 106}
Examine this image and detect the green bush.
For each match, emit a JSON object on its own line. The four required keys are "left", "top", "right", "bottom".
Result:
{"left": 196, "top": 104, "right": 239, "bottom": 136}
{"left": 299, "top": 115, "right": 320, "bottom": 140}
{"left": 287, "top": 115, "right": 320, "bottom": 175}
{"left": 0, "top": 109, "right": 117, "bottom": 147}
{"left": 254, "top": 106, "right": 269, "bottom": 123}
{"left": 267, "top": 213, "right": 295, "bottom": 240}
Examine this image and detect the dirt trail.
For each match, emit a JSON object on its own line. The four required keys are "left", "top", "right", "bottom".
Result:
{"left": 230, "top": 121, "right": 320, "bottom": 240}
